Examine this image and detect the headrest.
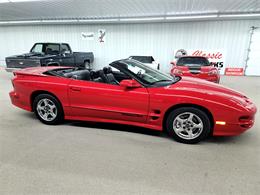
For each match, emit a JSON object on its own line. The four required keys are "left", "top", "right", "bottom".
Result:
{"left": 103, "top": 66, "right": 112, "bottom": 74}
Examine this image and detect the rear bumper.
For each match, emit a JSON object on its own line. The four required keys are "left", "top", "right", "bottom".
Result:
{"left": 5, "top": 67, "right": 21, "bottom": 72}
{"left": 9, "top": 91, "right": 31, "bottom": 111}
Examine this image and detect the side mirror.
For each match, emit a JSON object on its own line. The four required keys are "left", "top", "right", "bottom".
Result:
{"left": 120, "top": 79, "right": 141, "bottom": 88}
{"left": 62, "top": 50, "right": 71, "bottom": 56}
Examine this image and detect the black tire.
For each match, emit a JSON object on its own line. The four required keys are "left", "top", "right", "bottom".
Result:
{"left": 33, "top": 94, "right": 64, "bottom": 125}
{"left": 165, "top": 107, "right": 211, "bottom": 144}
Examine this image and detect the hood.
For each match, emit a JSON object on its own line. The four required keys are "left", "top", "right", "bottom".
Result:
{"left": 173, "top": 76, "right": 245, "bottom": 97}
{"left": 166, "top": 76, "right": 251, "bottom": 109}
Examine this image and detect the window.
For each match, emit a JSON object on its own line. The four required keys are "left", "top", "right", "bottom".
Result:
{"left": 118, "top": 60, "right": 174, "bottom": 85}
{"left": 31, "top": 44, "right": 43, "bottom": 53}
{"left": 177, "top": 57, "right": 210, "bottom": 66}
{"left": 45, "top": 44, "right": 60, "bottom": 55}
{"left": 61, "top": 44, "right": 71, "bottom": 53}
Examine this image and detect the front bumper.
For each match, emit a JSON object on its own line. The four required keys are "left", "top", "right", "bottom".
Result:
{"left": 213, "top": 104, "right": 257, "bottom": 136}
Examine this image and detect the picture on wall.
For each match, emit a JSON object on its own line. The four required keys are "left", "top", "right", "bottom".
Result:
{"left": 98, "top": 29, "right": 106, "bottom": 43}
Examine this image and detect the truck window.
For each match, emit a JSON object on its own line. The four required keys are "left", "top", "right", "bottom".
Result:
{"left": 61, "top": 44, "right": 71, "bottom": 54}
{"left": 45, "top": 44, "right": 60, "bottom": 55}
{"left": 31, "top": 44, "right": 43, "bottom": 53}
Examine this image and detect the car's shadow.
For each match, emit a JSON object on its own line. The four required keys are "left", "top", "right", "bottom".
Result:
{"left": 65, "top": 120, "right": 163, "bottom": 137}
{"left": 65, "top": 120, "right": 245, "bottom": 145}
{"left": 24, "top": 112, "right": 247, "bottom": 144}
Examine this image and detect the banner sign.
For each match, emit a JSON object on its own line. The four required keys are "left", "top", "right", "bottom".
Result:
{"left": 174, "top": 49, "right": 226, "bottom": 75}
{"left": 225, "top": 68, "right": 244, "bottom": 76}
{"left": 81, "top": 32, "right": 94, "bottom": 41}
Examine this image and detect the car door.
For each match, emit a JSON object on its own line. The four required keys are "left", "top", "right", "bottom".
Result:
{"left": 68, "top": 80, "right": 149, "bottom": 123}
{"left": 60, "top": 44, "right": 75, "bottom": 66}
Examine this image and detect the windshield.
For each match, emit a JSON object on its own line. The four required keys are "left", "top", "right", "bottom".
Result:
{"left": 117, "top": 59, "right": 174, "bottom": 85}
{"left": 177, "top": 57, "right": 210, "bottom": 66}
{"left": 130, "top": 56, "right": 154, "bottom": 63}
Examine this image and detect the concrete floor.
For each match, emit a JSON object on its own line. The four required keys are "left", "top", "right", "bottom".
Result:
{"left": 0, "top": 69, "right": 259, "bottom": 195}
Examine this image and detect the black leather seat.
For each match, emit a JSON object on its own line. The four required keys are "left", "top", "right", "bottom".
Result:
{"left": 71, "top": 70, "right": 91, "bottom": 81}
{"left": 64, "top": 72, "right": 73, "bottom": 78}
{"left": 102, "top": 67, "right": 119, "bottom": 85}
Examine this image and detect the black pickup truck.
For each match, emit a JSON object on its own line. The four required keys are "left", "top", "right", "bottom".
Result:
{"left": 5, "top": 42, "right": 94, "bottom": 72}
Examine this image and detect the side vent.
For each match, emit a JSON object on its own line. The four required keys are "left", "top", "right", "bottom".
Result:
{"left": 149, "top": 110, "right": 161, "bottom": 120}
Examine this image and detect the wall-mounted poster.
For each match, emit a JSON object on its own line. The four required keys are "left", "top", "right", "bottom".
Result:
{"left": 81, "top": 32, "right": 94, "bottom": 41}
{"left": 173, "top": 49, "right": 226, "bottom": 75}
{"left": 98, "top": 29, "right": 106, "bottom": 43}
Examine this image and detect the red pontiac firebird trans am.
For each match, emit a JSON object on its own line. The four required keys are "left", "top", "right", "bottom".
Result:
{"left": 10, "top": 59, "right": 256, "bottom": 144}
{"left": 171, "top": 56, "right": 220, "bottom": 83}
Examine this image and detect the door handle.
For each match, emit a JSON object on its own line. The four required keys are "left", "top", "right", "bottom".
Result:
{"left": 70, "top": 87, "right": 81, "bottom": 92}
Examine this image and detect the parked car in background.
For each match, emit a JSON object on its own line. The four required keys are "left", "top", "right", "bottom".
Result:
{"left": 9, "top": 59, "right": 256, "bottom": 144}
{"left": 5, "top": 42, "right": 94, "bottom": 72}
{"left": 170, "top": 56, "right": 220, "bottom": 83}
{"left": 129, "top": 56, "right": 160, "bottom": 70}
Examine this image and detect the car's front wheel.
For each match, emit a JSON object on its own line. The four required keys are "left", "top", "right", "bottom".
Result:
{"left": 33, "top": 94, "right": 64, "bottom": 125}
{"left": 166, "top": 107, "right": 211, "bottom": 144}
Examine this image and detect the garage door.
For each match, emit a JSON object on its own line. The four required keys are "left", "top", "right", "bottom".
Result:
{"left": 245, "top": 28, "right": 260, "bottom": 76}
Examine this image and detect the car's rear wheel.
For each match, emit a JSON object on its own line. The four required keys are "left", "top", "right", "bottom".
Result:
{"left": 33, "top": 94, "right": 63, "bottom": 125}
{"left": 166, "top": 107, "right": 211, "bottom": 144}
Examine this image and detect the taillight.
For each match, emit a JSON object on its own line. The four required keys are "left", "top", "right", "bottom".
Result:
{"left": 208, "top": 70, "right": 218, "bottom": 75}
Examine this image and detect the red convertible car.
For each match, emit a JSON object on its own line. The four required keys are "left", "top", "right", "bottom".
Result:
{"left": 10, "top": 59, "right": 256, "bottom": 144}
{"left": 171, "top": 56, "right": 220, "bottom": 83}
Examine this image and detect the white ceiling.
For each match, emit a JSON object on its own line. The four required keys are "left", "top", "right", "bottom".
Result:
{"left": 0, "top": 0, "right": 259, "bottom": 21}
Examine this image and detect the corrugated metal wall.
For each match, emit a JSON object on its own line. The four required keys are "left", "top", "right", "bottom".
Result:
{"left": 0, "top": 19, "right": 259, "bottom": 73}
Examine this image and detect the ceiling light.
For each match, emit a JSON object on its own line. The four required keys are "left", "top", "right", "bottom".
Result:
{"left": 166, "top": 15, "right": 218, "bottom": 20}
{"left": 120, "top": 17, "right": 164, "bottom": 22}
{"left": 78, "top": 18, "right": 119, "bottom": 23}
{"left": 0, "top": 0, "right": 42, "bottom": 2}
{"left": 219, "top": 13, "right": 260, "bottom": 18}
{"left": 41, "top": 19, "right": 77, "bottom": 23}
{"left": 0, "top": 20, "right": 41, "bottom": 24}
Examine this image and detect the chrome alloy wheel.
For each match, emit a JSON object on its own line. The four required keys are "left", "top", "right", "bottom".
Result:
{"left": 36, "top": 98, "right": 57, "bottom": 122}
{"left": 172, "top": 112, "right": 204, "bottom": 140}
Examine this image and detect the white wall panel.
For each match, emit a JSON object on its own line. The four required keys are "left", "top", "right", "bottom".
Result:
{"left": 0, "top": 19, "right": 260, "bottom": 73}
